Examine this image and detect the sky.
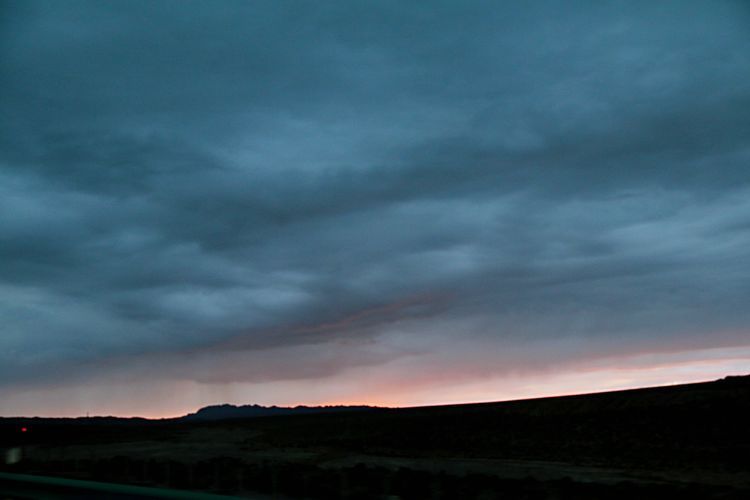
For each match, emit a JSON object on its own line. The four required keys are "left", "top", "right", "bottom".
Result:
{"left": 1, "top": 0, "right": 750, "bottom": 418}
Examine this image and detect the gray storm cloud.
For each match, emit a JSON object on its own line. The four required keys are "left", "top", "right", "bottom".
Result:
{"left": 1, "top": 0, "right": 749, "bottom": 405}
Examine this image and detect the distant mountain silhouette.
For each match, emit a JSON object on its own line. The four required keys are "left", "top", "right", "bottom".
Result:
{"left": 3, "top": 375, "right": 747, "bottom": 422}
{"left": 179, "top": 374, "right": 750, "bottom": 421}
{"left": 3, "top": 374, "right": 748, "bottom": 499}
{"left": 180, "top": 403, "right": 376, "bottom": 421}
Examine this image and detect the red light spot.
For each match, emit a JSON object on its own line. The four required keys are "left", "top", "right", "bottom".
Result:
{"left": 21, "top": 427, "right": 27, "bottom": 433}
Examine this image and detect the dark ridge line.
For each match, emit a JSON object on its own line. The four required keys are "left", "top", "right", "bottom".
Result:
{"left": 1, "top": 374, "right": 746, "bottom": 422}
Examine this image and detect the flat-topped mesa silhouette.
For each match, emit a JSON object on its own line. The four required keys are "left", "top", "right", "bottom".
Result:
{"left": 180, "top": 403, "right": 377, "bottom": 421}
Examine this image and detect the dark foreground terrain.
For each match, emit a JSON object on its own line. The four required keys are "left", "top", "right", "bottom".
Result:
{"left": 2, "top": 376, "right": 749, "bottom": 499}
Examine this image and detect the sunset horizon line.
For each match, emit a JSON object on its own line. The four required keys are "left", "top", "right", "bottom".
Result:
{"left": 4, "top": 372, "right": 745, "bottom": 421}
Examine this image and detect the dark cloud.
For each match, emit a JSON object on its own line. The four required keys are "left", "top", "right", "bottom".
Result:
{"left": 1, "top": 1, "right": 750, "bottom": 412}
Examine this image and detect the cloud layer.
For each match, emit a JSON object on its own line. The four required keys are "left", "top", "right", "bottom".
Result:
{"left": 2, "top": 0, "right": 750, "bottom": 415}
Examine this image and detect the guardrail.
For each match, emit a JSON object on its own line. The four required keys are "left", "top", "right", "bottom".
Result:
{"left": 0, "top": 471, "right": 249, "bottom": 499}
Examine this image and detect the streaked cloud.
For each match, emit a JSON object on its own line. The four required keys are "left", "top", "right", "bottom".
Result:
{"left": 1, "top": 0, "right": 749, "bottom": 416}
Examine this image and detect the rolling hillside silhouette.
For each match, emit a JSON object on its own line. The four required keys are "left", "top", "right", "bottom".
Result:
{"left": 2, "top": 375, "right": 748, "bottom": 499}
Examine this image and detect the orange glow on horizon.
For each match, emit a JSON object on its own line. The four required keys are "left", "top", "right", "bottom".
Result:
{"left": 2, "top": 344, "right": 749, "bottom": 419}
{"left": 306, "top": 344, "right": 750, "bottom": 409}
